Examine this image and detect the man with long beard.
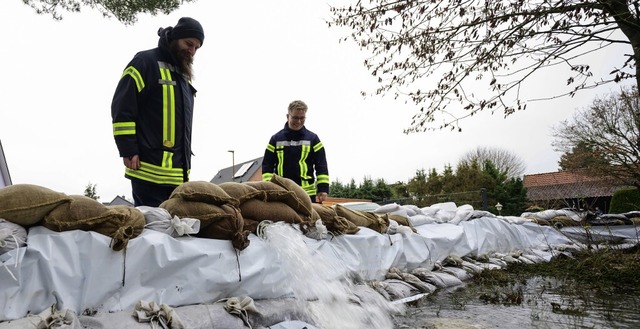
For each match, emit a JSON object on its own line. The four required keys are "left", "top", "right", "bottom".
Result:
{"left": 111, "top": 17, "right": 205, "bottom": 207}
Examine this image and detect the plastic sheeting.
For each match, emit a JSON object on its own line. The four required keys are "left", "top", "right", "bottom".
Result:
{"left": 1, "top": 216, "right": 578, "bottom": 322}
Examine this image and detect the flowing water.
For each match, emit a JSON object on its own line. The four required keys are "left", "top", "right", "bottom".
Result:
{"left": 392, "top": 276, "right": 640, "bottom": 329}
{"left": 262, "top": 222, "right": 640, "bottom": 328}
{"left": 262, "top": 222, "right": 404, "bottom": 329}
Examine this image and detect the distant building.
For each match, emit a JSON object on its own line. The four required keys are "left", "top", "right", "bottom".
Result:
{"left": 209, "top": 156, "right": 368, "bottom": 206}
{"left": 0, "top": 140, "right": 12, "bottom": 188}
{"left": 211, "top": 157, "right": 263, "bottom": 184}
{"left": 523, "top": 170, "right": 632, "bottom": 212}
{"left": 103, "top": 195, "right": 134, "bottom": 207}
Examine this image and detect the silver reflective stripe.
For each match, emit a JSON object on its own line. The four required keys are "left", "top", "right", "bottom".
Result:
{"left": 158, "top": 61, "right": 176, "bottom": 71}
{"left": 275, "top": 140, "right": 311, "bottom": 147}
{"left": 158, "top": 79, "right": 177, "bottom": 85}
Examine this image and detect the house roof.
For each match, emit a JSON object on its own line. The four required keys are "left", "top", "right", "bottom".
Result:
{"left": 104, "top": 195, "right": 134, "bottom": 207}
{"left": 210, "top": 157, "right": 263, "bottom": 184}
{"left": 0, "top": 139, "right": 12, "bottom": 187}
{"left": 523, "top": 170, "right": 628, "bottom": 200}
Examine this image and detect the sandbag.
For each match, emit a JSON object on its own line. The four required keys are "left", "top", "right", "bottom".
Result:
{"left": 333, "top": 204, "right": 389, "bottom": 233}
{"left": 384, "top": 213, "right": 413, "bottom": 229}
{"left": 197, "top": 204, "right": 251, "bottom": 251}
{"left": 239, "top": 199, "right": 305, "bottom": 224}
{"left": 160, "top": 198, "right": 233, "bottom": 229}
{"left": 243, "top": 218, "right": 260, "bottom": 234}
{"left": 311, "top": 203, "right": 336, "bottom": 220}
{"left": 218, "top": 182, "right": 265, "bottom": 204}
{"left": 43, "top": 195, "right": 142, "bottom": 251}
{"left": 170, "top": 181, "right": 238, "bottom": 207}
{"left": 310, "top": 203, "right": 359, "bottom": 235}
{"left": 139, "top": 206, "right": 201, "bottom": 237}
{"left": 269, "top": 175, "right": 313, "bottom": 217}
{"left": 244, "top": 181, "right": 295, "bottom": 202}
{"left": 0, "top": 184, "right": 71, "bottom": 226}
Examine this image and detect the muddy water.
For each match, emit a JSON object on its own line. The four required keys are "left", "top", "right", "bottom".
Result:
{"left": 393, "top": 276, "right": 640, "bottom": 328}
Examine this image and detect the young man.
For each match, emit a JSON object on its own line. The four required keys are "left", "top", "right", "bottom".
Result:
{"left": 111, "top": 17, "right": 204, "bottom": 207}
{"left": 262, "top": 100, "right": 330, "bottom": 203}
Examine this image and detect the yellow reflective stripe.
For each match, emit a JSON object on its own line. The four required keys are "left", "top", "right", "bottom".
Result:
{"left": 313, "top": 141, "right": 324, "bottom": 152}
{"left": 125, "top": 161, "right": 184, "bottom": 185}
{"left": 266, "top": 144, "right": 275, "bottom": 153}
{"left": 162, "top": 151, "right": 173, "bottom": 168}
{"left": 158, "top": 62, "right": 176, "bottom": 151}
{"left": 113, "top": 122, "right": 135, "bottom": 136}
{"left": 262, "top": 172, "right": 273, "bottom": 181}
{"left": 316, "top": 174, "right": 330, "bottom": 185}
{"left": 138, "top": 161, "right": 183, "bottom": 176}
{"left": 122, "top": 66, "right": 145, "bottom": 92}
{"left": 126, "top": 169, "right": 184, "bottom": 185}
{"left": 276, "top": 149, "right": 284, "bottom": 176}
{"left": 300, "top": 180, "right": 316, "bottom": 196}
{"left": 299, "top": 144, "right": 310, "bottom": 179}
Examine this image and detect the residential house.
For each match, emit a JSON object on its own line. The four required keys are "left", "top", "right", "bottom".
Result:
{"left": 210, "top": 157, "right": 264, "bottom": 184}
{"left": 103, "top": 195, "right": 134, "bottom": 207}
{"left": 523, "top": 170, "right": 632, "bottom": 213}
{"left": 210, "top": 156, "right": 370, "bottom": 205}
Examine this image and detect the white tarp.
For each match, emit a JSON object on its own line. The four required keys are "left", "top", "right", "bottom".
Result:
{"left": 0, "top": 215, "right": 577, "bottom": 322}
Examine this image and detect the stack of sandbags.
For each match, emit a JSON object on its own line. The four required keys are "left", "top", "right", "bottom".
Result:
{"left": 43, "top": 195, "right": 145, "bottom": 251}
{"left": 0, "top": 184, "right": 71, "bottom": 228}
{"left": 241, "top": 178, "right": 313, "bottom": 228}
{"left": 0, "top": 184, "right": 144, "bottom": 251}
{"left": 333, "top": 204, "right": 389, "bottom": 234}
{"left": 309, "top": 203, "right": 359, "bottom": 235}
{"left": 160, "top": 181, "right": 250, "bottom": 250}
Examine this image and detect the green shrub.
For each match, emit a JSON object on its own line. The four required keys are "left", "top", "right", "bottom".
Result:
{"left": 609, "top": 188, "right": 640, "bottom": 214}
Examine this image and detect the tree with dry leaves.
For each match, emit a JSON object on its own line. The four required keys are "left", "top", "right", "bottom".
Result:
{"left": 459, "top": 146, "right": 526, "bottom": 179}
{"left": 328, "top": 0, "right": 638, "bottom": 132}
{"left": 22, "top": 0, "right": 197, "bottom": 25}
{"left": 552, "top": 86, "right": 640, "bottom": 188}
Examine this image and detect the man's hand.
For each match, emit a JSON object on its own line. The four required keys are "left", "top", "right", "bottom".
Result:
{"left": 317, "top": 192, "right": 328, "bottom": 204}
{"left": 123, "top": 155, "right": 140, "bottom": 170}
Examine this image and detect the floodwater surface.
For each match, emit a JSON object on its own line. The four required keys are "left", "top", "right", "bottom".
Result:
{"left": 393, "top": 276, "right": 640, "bottom": 328}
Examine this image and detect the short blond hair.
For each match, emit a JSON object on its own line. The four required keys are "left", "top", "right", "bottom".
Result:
{"left": 288, "top": 100, "right": 308, "bottom": 113}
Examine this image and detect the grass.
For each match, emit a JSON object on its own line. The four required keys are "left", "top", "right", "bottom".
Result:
{"left": 474, "top": 244, "right": 640, "bottom": 289}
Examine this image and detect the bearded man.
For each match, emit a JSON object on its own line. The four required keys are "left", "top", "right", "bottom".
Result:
{"left": 111, "top": 17, "right": 205, "bottom": 207}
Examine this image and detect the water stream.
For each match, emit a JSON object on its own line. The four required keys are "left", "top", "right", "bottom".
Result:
{"left": 262, "top": 221, "right": 404, "bottom": 329}
{"left": 393, "top": 276, "right": 640, "bottom": 328}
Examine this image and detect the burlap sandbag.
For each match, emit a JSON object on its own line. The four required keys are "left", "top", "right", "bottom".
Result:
{"left": 219, "top": 182, "right": 265, "bottom": 204}
{"left": 243, "top": 218, "right": 260, "bottom": 234}
{"left": 311, "top": 203, "right": 336, "bottom": 220}
{"left": 0, "top": 184, "right": 71, "bottom": 226}
{"left": 170, "top": 181, "right": 238, "bottom": 207}
{"left": 311, "top": 203, "right": 359, "bottom": 235}
{"left": 269, "top": 175, "right": 313, "bottom": 217}
{"left": 334, "top": 204, "right": 389, "bottom": 233}
{"left": 197, "top": 204, "right": 250, "bottom": 250}
{"left": 244, "top": 181, "right": 293, "bottom": 201}
{"left": 102, "top": 205, "right": 146, "bottom": 251}
{"left": 239, "top": 199, "right": 306, "bottom": 224}
{"left": 160, "top": 198, "right": 233, "bottom": 229}
{"left": 331, "top": 215, "right": 360, "bottom": 235}
{"left": 385, "top": 214, "right": 416, "bottom": 230}
{"left": 43, "top": 195, "right": 139, "bottom": 251}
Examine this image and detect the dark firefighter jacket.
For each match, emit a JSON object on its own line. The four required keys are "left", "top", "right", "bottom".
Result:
{"left": 262, "top": 123, "right": 330, "bottom": 196}
{"left": 111, "top": 30, "right": 196, "bottom": 186}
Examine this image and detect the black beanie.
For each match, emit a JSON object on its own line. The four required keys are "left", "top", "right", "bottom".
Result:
{"left": 170, "top": 17, "right": 204, "bottom": 45}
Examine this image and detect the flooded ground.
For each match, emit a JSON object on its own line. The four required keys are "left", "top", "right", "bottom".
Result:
{"left": 392, "top": 276, "right": 640, "bottom": 329}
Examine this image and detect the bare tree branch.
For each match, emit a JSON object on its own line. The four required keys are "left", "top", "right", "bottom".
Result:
{"left": 328, "top": 0, "right": 638, "bottom": 132}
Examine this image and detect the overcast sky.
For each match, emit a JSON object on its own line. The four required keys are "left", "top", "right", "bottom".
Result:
{"left": 0, "top": 1, "right": 633, "bottom": 202}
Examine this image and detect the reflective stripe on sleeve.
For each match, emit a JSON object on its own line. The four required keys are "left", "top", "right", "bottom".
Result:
{"left": 113, "top": 122, "right": 135, "bottom": 136}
